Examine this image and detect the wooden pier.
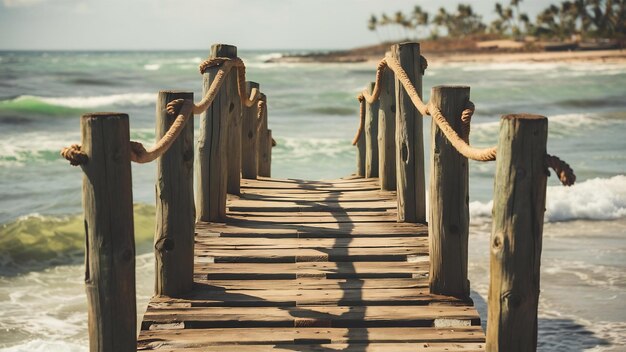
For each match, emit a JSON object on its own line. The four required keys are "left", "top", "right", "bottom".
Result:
{"left": 61, "top": 42, "right": 574, "bottom": 352}
{"left": 138, "top": 176, "right": 485, "bottom": 351}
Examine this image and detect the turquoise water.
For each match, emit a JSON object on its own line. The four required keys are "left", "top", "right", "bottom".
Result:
{"left": 0, "top": 50, "right": 625, "bottom": 351}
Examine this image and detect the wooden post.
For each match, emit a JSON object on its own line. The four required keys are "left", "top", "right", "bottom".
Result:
{"left": 265, "top": 129, "right": 273, "bottom": 177}
{"left": 365, "top": 82, "right": 379, "bottom": 178}
{"left": 487, "top": 114, "right": 548, "bottom": 352}
{"left": 227, "top": 80, "right": 243, "bottom": 195}
{"left": 81, "top": 112, "right": 136, "bottom": 352}
{"left": 258, "top": 95, "right": 271, "bottom": 177}
{"left": 155, "top": 91, "right": 195, "bottom": 297}
{"left": 428, "top": 86, "right": 470, "bottom": 299}
{"left": 241, "top": 81, "right": 260, "bottom": 179}
{"left": 356, "top": 113, "right": 366, "bottom": 177}
{"left": 196, "top": 44, "right": 238, "bottom": 221}
{"left": 393, "top": 42, "right": 425, "bottom": 223}
{"left": 378, "top": 62, "right": 396, "bottom": 190}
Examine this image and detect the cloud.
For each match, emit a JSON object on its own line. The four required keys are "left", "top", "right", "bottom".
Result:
{"left": 3, "top": 0, "right": 47, "bottom": 7}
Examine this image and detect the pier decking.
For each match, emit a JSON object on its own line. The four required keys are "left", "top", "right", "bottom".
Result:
{"left": 137, "top": 177, "right": 485, "bottom": 351}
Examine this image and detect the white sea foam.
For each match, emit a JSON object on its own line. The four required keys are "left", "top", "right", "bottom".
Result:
{"left": 255, "top": 52, "right": 283, "bottom": 62}
{"left": 469, "top": 175, "right": 626, "bottom": 222}
{"left": 36, "top": 93, "right": 156, "bottom": 108}
{"left": 143, "top": 63, "right": 161, "bottom": 71}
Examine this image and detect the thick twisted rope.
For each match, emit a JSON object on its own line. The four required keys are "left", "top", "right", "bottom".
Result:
{"left": 130, "top": 99, "right": 194, "bottom": 163}
{"left": 60, "top": 144, "right": 88, "bottom": 166}
{"left": 351, "top": 95, "right": 366, "bottom": 145}
{"left": 546, "top": 154, "right": 576, "bottom": 186}
{"left": 354, "top": 54, "right": 575, "bottom": 185}
{"left": 63, "top": 56, "right": 266, "bottom": 165}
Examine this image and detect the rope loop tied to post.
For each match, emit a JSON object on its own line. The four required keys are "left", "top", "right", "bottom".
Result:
{"left": 60, "top": 144, "right": 88, "bottom": 166}
{"left": 546, "top": 154, "right": 576, "bottom": 186}
{"left": 352, "top": 53, "right": 577, "bottom": 186}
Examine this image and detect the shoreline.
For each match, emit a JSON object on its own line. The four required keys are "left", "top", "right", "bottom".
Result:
{"left": 269, "top": 47, "right": 626, "bottom": 65}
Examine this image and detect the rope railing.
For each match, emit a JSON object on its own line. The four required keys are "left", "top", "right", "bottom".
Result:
{"left": 353, "top": 53, "right": 576, "bottom": 186}
{"left": 61, "top": 56, "right": 270, "bottom": 166}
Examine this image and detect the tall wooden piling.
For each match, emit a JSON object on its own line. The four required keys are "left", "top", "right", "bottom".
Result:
{"left": 258, "top": 96, "right": 271, "bottom": 177}
{"left": 356, "top": 108, "right": 366, "bottom": 177}
{"left": 393, "top": 42, "right": 425, "bottom": 223}
{"left": 81, "top": 112, "right": 136, "bottom": 352}
{"left": 154, "top": 91, "right": 195, "bottom": 297}
{"left": 378, "top": 62, "right": 396, "bottom": 190}
{"left": 428, "top": 86, "right": 470, "bottom": 298}
{"left": 365, "top": 82, "right": 379, "bottom": 178}
{"left": 227, "top": 82, "right": 243, "bottom": 194}
{"left": 487, "top": 114, "right": 548, "bottom": 352}
{"left": 196, "top": 44, "right": 238, "bottom": 221}
{"left": 241, "top": 81, "right": 260, "bottom": 179}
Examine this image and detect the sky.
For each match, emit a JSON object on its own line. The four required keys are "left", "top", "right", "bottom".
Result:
{"left": 0, "top": 0, "right": 552, "bottom": 50}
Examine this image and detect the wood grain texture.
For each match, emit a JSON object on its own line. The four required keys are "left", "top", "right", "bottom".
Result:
{"left": 365, "top": 82, "right": 379, "bottom": 178}
{"left": 393, "top": 42, "right": 425, "bottom": 223}
{"left": 257, "top": 99, "right": 271, "bottom": 177}
{"left": 81, "top": 113, "right": 136, "bottom": 352}
{"left": 378, "top": 64, "right": 396, "bottom": 190}
{"left": 487, "top": 114, "right": 548, "bottom": 352}
{"left": 428, "top": 86, "right": 470, "bottom": 298}
{"left": 196, "top": 44, "right": 238, "bottom": 221}
{"left": 356, "top": 111, "right": 366, "bottom": 177}
{"left": 241, "top": 81, "right": 260, "bottom": 179}
{"left": 138, "top": 177, "right": 485, "bottom": 350}
{"left": 227, "top": 79, "right": 243, "bottom": 195}
{"left": 155, "top": 91, "right": 195, "bottom": 297}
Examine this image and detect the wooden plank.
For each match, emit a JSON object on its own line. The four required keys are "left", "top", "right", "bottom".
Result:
{"left": 142, "top": 305, "right": 480, "bottom": 327}
{"left": 195, "top": 261, "right": 428, "bottom": 279}
{"left": 138, "top": 326, "right": 485, "bottom": 347}
{"left": 194, "top": 237, "right": 426, "bottom": 249}
{"left": 139, "top": 343, "right": 486, "bottom": 352}
{"left": 194, "top": 246, "right": 427, "bottom": 263}
{"left": 149, "top": 287, "right": 468, "bottom": 307}
{"left": 193, "top": 278, "right": 429, "bottom": 291}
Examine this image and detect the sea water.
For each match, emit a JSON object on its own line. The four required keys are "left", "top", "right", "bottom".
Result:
{"left": 0, "top": 50, "right": 624, "bottom": 351}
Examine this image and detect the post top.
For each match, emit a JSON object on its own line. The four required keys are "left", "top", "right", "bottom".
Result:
{"left": 246, "top": 81, "right": 260, "bottom": 90}
{"left": 159, "top": 90, "right": 194, "bottom": 95}
{"left": 432, "top": 85, "right": 470, "bottom": 91}
{"left": 501, "top": 113, "right": 547, "bottom": 121}
{"left": 82, "top": 112, "right": 128, "bottom": 119}
{"left": 391, "top": 42, "right": 421, "bottom": 50}
{"left": 210, "top": 44, "right": 237, "bottom": 58}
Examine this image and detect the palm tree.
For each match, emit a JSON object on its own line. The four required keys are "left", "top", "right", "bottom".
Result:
{"left": 394, "top": 11, "right": 408, "bottom": 39}
{"left": 367, "top": 15, "right": 382, "bottom": 42}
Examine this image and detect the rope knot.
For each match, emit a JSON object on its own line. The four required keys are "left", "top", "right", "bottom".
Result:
{"left": 199, "top": 57, "right": 231, "bottom": 74}
{"left": 546, "top": 154, "right": 576, "bottom": 186}
{"left": 61, "top": 144, "right": 88, "bottom": 166}
{"left": 166, "top": 98, "right": 185, "bottom": 115}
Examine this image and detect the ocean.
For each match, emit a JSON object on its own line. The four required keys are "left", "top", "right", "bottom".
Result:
{"left": 0, "top": 50, "right": 624, "bottom": 351}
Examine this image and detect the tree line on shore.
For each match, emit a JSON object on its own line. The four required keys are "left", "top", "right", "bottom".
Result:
{"left": 367, "top": 0, "right": 625, "bottom": 42}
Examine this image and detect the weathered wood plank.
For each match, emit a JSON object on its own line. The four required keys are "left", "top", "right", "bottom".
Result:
{"left": 138, "top": 326, "right": 485, "bottom": 347}
{"left": 139, "top": 343, "right": 486, "bottom": 352}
